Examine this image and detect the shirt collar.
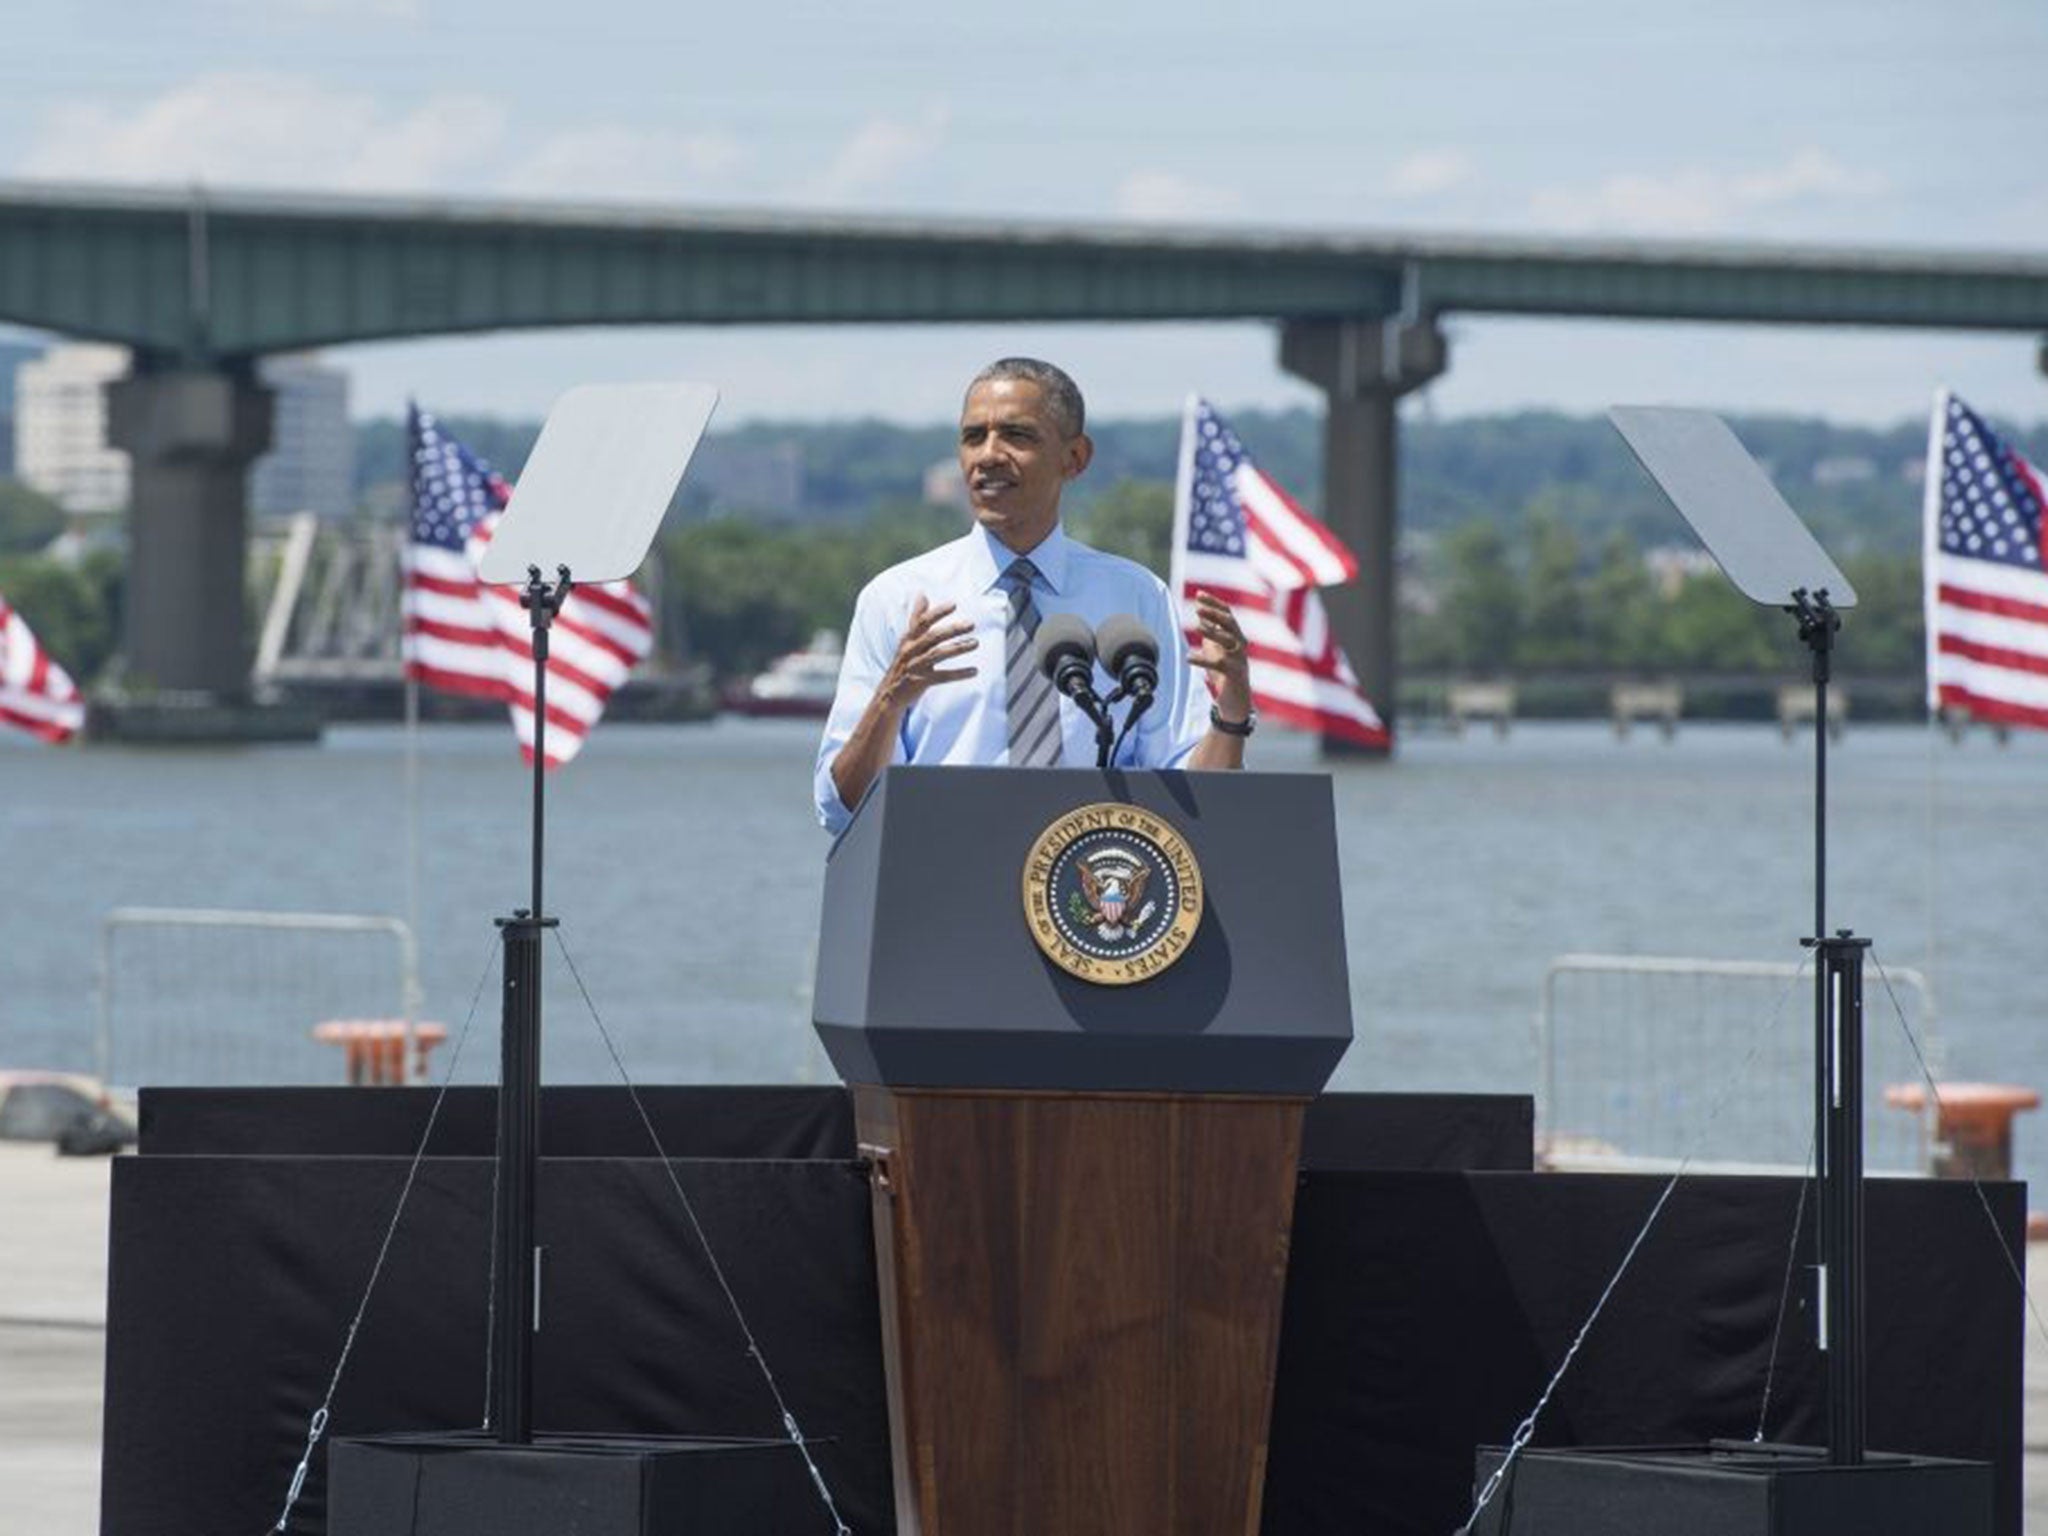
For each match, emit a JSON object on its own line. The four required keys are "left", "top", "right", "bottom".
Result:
{"left": 968, "top": 521, "right": 1070, "bottom": 596}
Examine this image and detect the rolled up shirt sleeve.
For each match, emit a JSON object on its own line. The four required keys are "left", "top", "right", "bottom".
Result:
{"left": 813, "top": 579, "right": 907, "bottom": 835}
{"left": 1134, "top": 577, "right": 1209, "bottom": 769}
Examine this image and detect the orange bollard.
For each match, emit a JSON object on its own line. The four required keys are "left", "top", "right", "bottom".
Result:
{"left": 1883, "top": 1081, "right": 2040, "bottom": 1181}
{"left": 313, "top": 1020, "right": 450, "bottom": 1086}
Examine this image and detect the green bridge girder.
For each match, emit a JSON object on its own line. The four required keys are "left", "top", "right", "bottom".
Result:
{"left": 1, "top": 182, "right": 2044, "bottom": 363}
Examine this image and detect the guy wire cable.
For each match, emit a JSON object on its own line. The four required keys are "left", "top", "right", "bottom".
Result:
{"left": 552, "top": 929, "right": 853, "bottom": 1536}
{"left": 1457, "top": 955, "right": 1811, "bottom": 1536}
{"left": 1751, "top": 1126, "right": 1815, "bottom": 1444}
{"left": 267, "top": 930, "right": 500, "bottom": 1535}
{"left": 1870, "top": 948, "right": 2048, "bottom": 1352}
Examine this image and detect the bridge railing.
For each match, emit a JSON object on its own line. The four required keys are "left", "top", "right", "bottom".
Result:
{"left": 97, "top": 906, "right": 422, "bottom": 1087}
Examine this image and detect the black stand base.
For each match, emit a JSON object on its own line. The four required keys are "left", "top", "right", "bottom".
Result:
{"left": 328, "top": 1432, "right": 827, "bottom": 1536}
{"left": 1470, "top": 1444, "right": 1993, "bottom": 1536}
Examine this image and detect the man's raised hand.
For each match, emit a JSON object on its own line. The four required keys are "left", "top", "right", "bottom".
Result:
{"left": 1187, "top": 590, "right": 1252, "bottom": 706}
{"left": 878, "top": 594, "right": 978, "bottom": 712}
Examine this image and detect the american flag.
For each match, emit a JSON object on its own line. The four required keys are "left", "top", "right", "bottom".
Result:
{"left": 1924, "top": 390, "right": 2048, "bottom": 732}
{"left": 0, "top": 594, "right": 85, "bottom": 744}
{"left": 404, "top": 405, "right": 655, "bottom": 768}
{"left": 1170, "top": 396, "right": 1389, "bottom": 747}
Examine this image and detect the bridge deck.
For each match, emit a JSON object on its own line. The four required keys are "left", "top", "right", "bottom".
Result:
{"left": 2, "top": 181, "right": 2044, "bottom": 360}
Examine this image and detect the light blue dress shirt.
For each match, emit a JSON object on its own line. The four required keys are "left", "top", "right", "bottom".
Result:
{"left": 813, "top": 523, "right": 1209, "bottom": 832}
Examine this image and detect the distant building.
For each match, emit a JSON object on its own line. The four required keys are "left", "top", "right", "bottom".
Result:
{"left": 922, "top": 457, "right": 969, "bottom": 509}
{"left": 250, "top": 355, "right": 354, "bottom": 518}
{"left": 41, "top": 514, "right": 124, "bottom": 568}
{"left": 1811, "top": 454, "right": 1876, "bottom": 486}
{"left": 1643, "top": 544, "right": 1719, "bottom": 597}
{"left": 1397, "top": 530, "right": 1440, "bottom": 616}
{"left": 15, "top": 345, "right": 355, "bottom": 521}
{"left": 687, "top": 440, "right": 805, "bottom": 515}
{"left": 0, "top": 339, "right": 41, "bottom": 412}
{"left": 0, "top": 338, "right": 48, "bottom": 477}
{"left": 15, "top": 343, "right": 130, "bottom": 514}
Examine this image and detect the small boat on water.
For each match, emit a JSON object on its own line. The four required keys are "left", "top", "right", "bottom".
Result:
{"left": 725, "top": 630, "right": 844, "bottom": 719}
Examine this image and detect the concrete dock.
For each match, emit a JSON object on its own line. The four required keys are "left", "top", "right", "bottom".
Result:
{"left": 0, "top": 1145, "right": 109, "bottom": 1536}
{"left": 4, "top": 1142, "right": 2045, "bottom": 1533}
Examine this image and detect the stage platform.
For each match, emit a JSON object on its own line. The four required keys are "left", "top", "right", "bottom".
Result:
{"left": 5, "top": 1085, "right": 2030, "bottom": 1535}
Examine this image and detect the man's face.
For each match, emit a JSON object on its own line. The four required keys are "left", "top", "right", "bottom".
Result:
{"left": 957, "top": 378, "right": 1092, "bottom": 552}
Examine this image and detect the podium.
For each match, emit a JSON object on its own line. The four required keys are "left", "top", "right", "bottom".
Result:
{"left": 815, "top": 766, "right": 1352, "bottom": 1536}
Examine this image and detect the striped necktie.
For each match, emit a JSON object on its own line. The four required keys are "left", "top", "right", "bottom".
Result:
{"left": 1002, "top": 557, "right": 1063, "bottom": 767}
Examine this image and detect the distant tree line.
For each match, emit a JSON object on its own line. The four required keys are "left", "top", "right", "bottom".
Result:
{"left": 1402, "top": 509, "right": 1924, "bottom": 678}
{"left": 665, "top": 482, "right": 1925, "bottom": 685}
{"left": 357, "top": 405, "right": 2042, "bottom": 556}
{"left": 347, "top": 404, "right": 2027, "bottom": 685}
{"left": 0, "top": 479, "right": 121, "bottom": 684}
{"left": 2, "top": 404, "right": 2029, "bottom": 691}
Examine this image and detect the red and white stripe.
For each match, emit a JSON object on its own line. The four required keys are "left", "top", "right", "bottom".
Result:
{"left": 1172, "top": 396, "right": 1388, "bottom": 748}
{"left": 1237, "top": 464, "right": 1359, "bottom": 592}
{"left": 1924, "top": 389, "right": 2048, "bottom": 733}
{"left": 0, "top": 595, "right": 86, "bottom": 744}
{"left": 403, "top": 509, "right": 654, "bottom": 769}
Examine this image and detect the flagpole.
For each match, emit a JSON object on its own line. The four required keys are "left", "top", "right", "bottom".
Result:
{"left": 403, "top": 669, "right": 423, "bottom": 1074}
{"left": 1918, "top": 391, "right": 1948, "bottom": 1126}
{"left": 1919, "top": 391, "right": 1946, "bottom": 1017}
{"left": 1169, "top": 393, "right": 1198, "bottom": 602}
{"left": 1920, "top": 390, "right": 1947, "bottom": 730}
{"left": 401, "top": 402, "right": 426, "bottom": 1075}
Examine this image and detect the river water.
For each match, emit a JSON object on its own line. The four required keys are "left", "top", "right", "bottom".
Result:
{"left": 1, "top": 717, "right": 2042, "bottom": 1187}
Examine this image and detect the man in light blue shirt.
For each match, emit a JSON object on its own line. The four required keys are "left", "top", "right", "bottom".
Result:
{"left": 815, "top": 358, "right": 1254, "bottom": 834}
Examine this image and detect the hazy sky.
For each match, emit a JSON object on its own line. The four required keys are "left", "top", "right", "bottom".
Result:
{"left": 3, "top": 0, "right": 2044, "bottom": 427}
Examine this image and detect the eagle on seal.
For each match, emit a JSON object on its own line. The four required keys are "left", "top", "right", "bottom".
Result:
{"left": 1077, "top": 859, "right": 1148, "bottom": 929}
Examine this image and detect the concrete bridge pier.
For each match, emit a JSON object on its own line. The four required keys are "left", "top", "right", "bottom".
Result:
{"left": 1280, "top": 317, "right": 1447, "bottom": 753}
{"left": 107, "top": 367, "right": 272, "bottom": 699}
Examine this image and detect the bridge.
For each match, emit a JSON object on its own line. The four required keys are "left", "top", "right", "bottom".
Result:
{"left": 5, "top": 181, "right": 2046, "bottom": 740}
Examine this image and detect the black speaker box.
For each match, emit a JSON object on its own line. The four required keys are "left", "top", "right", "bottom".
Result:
{"left": 327, "top": 1432, "right": 838, "bottom": 1536}
{"left": 1469, "top": 1442, "right": 1994, "bottom": 1536}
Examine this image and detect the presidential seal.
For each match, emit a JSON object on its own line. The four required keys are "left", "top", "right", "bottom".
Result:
{"left": 1021, "top": 802, "right": 1204, "bottom": 985}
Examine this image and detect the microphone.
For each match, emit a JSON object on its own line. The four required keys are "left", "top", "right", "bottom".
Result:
{"left": 1033, "top": 613, "right": 1100, "bottom": 707}
{"left": 1094, "top": 614, "right": 1159, "bottom": 707}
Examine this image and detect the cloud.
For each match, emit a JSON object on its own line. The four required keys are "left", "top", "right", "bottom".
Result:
{"left": 1114, "top": 171, "right": 1240, "bottom": 222}
{"left": 1385, "top": 149, "right": 1474, "bottom": 198}
{"left": 16, "top": 73, "right": 756, "bottom": 205}
{"left": 19, "top": 73, "right": 504, "bottom": 193}
{"left": 1527, "top": 148, "right": 1888, "bottom": 237}
{"left": 513, "top": 127, "right": 747, "bottom": 201}
{"left": 804, "top": 104, "right": 949, "bottom": 204}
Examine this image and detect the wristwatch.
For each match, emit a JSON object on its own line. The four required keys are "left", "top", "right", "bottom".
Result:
{"left": 1209, "top": 704, "right": 1256, "bottom": 737}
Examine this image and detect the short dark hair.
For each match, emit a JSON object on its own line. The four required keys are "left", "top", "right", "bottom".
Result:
{"left": 966, "top": 357, "right": 1086, "bottom": 439}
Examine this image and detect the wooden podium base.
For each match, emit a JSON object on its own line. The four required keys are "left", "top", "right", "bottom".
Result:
{"left": 855, "top": 1087, "right": 1307, "bottom": 1536}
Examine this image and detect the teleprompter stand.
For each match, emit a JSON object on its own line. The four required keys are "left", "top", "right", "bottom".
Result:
{"left": 1791, "top": 586, "right": 1873, "bottom": 1470}
{"left": 1467, "top": 410, "right": 1991, "bottom": 1534}
{"left": 327, "top": 385, "right": 828, "bottom": 1536}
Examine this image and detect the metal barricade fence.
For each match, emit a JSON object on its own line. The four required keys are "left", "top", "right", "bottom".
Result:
{"left": 1536, "top": 954, "right": 1940, "bottom": 1174}
{"left": 97, "top": 907, "right": 422, "bottom": 1087}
